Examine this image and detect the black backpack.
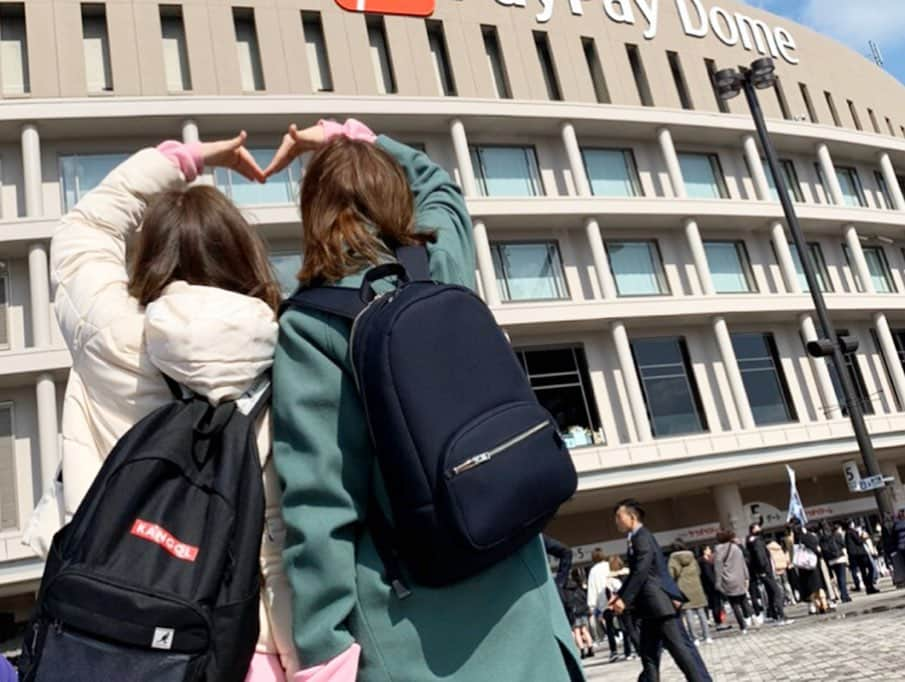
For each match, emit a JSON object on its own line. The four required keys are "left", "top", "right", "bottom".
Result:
{"left": 281, "top": 246, "right": 578, "bottom": 592}
{"left": 18, "top": 377, "right": 269, "bottom": 682}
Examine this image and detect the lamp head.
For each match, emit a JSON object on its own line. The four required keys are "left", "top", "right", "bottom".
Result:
{"left": 714, "top": 68, "right": 742, "bottom": 101}
{"left": 750, "top": 57, "right": 776, "bottom": 89}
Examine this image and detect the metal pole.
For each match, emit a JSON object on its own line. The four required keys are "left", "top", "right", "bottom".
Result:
{"left": 742, "top": 73, "right": 894, "bottom": 518}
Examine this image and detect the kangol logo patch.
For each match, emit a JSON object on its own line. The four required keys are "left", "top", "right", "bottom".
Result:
{"left": 130, "top": 519, "right": 200, "bottom": 563}
{"left": 334, "top": 0, "right": 435, "bottom": 18}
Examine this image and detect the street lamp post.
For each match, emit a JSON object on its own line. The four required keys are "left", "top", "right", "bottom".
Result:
{"left": 713, "top": 58, "right": 895, "bottom": 519}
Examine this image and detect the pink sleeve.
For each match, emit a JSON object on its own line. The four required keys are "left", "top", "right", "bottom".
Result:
{"left": 156, "top": 140, "right": 204, "bottom": 182}
{"left": 318, "top": 119, "right": 377, "bottom": 144}
{"left": 245, "top": 653, "right": 288, "bottom": 682}
{"left": 291, "top": 644, "right": 360, "bottom": 682}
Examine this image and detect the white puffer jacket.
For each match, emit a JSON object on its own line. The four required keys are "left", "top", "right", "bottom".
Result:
{"left": 46, "top": 148, "right": 298, "bottom": 676}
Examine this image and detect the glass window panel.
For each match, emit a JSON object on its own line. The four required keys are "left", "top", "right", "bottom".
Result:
{"left": 836, "top": 167, "right": 865, "bottom": 207}
{"left": 789, "top": 243, "right": 831, "bottom": 293}
{"left": 82, "top": 13, "right": 112, "bottom": 92}
{"left": 302, "top": 13, "right": 332, "bottom": 92}
{"left": 491, "top": 242, "right": 567, "bottom": 302}
{"left": 864, "top": 246, "right": 895, "bottom": 293}
{"left": 60, "top": 153, "right": 129, "bottom": 210}
{"left": 704, "top": 242, "right": 755, "bottom": 293}
{"left": 632, "top": 337, "right": 706, "bottom": 437}
{"left": 679, "top": 153, "right": 726, "bottom": 199}
{"left": 606, "top": 241, "right": 667, "bottom": 296}
{"left": 161, "top": 12, "right": 191, "bottom": 92}
{"left": 215, "top": 149, "right": 297, "bottom": 206}
{"left": 522, "top": 347, "right": 579, "bottom": 376}
{"left": 234, "top": 12, "right": 264, "bottom": 92}
{"left": 0, "top": 9, "right": 28, "bottom": 95}
{"left": 584, "top": 149, "right": 640, "bottom": 197}
{"left": 0, "top": 405, "right": 15, "bottom": 531}
{"left": 826, "top": 330, "right": 875, "bottom": 416}
{"left": 764, "top": 159, "right": 802, "bottom": 202}
{"left": 270, "top": 253, "right": 302, "bottom": 298}
{"left": 471, "top": 146, "right": 540, "bottom": 197}
{"left": 732, "top": 332, "right": 796, "bottom": 425}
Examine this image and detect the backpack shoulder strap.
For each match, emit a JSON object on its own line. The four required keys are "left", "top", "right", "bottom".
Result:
{"left": 279, "top": 286, "right": 364, "bottom": 320}
{"left": 395, "top": 245, "right": 431, "bottom": 281}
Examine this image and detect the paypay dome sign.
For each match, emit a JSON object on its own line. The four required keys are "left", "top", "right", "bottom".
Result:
{"left": 335, "top": 0, "right": 799, "bottom": 65}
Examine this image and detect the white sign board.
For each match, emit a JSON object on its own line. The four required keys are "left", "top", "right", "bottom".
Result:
{"left": 857, "top": 475, "right": 887, "bottom": 492}
{"left": 843, "top": 460, "right": 862, "bottom": 492}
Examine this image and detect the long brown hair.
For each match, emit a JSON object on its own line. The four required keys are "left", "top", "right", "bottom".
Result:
{"left": 298, "top": 137, "right": 435, "bottom": 285}
{"left": 128, "top": 185, "right": 281, "bottom": 312}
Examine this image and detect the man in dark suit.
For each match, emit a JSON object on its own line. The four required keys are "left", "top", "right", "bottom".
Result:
{"left": 609, "top": 499, "right": 711, "bottom": 682}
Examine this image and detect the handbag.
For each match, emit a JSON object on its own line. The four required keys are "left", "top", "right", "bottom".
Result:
{"left": 792, "top": 543, "right": 818, "bottom": 570}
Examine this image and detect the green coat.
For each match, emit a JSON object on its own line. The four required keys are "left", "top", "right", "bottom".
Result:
{"left": 667, "top": 550, "right": 707, "bottom": 610}
{"left": 273, "top": 137, "right": 583, "bottom": 682}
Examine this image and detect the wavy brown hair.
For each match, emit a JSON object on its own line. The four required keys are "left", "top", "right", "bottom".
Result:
{"left": 298, "top": 137, "right": 436, "bottom": 285}
{"left": 128, "top": 185, "right": 281, "bottom": 312}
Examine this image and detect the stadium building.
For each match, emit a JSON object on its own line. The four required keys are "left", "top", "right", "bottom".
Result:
{"left": 3, "top": 0, "right": 905, "bottom": 624}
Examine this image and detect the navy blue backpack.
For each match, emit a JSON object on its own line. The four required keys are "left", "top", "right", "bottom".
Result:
{"left": 281, "top": 246, "right": 578, "bottom": 592}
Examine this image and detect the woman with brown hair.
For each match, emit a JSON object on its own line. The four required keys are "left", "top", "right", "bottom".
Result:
{"left": 33, "top": 133, "right": 297, "bottom": 682}
{"left": 714, "top": 529, "right": 752, "bottom": 634}
{"left": 270, "top": 120, "right": 582, "bottom": 682}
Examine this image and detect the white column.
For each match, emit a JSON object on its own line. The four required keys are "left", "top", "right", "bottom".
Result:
{"left": 743, "top": 134, "right": 770, "bottom": 201}
{"left": 450, "top": 118, "right": 478, "bottom": 198}
{"left": 685, "top": 219, "right": 714, "bottom": 295}
{"left": 561, "top": 122, "right": 591, "bottom": 197}
{"left": 844, "top": 224, "right": 875, "bottom": 294}
{"left": 658, "top": 127, "right": 686, "bottom": 199}
{"left": 801, "top": 314, "right": 842, "bottom": 420}
{"left": 771, "top": 222, "right": 802, "bottom": 294}
{"left": 35, "top": 374, "right": 59, "bottom": 490}
{"left": 28, "top": 242, "right": 51, "bottom": 347}
{"left": 816, "top": 143, "right": 844, "bottom": 205}
{"left": 714, "top": 317, "right": 756, "bottom": 430}
{"left": 181, "top": 119, "right": 200, "bottom": 145}
{"left": 878, "top": 152, "right": 905, "bottom": 210}
{"left": 874, "top": 312, "right": 905, "bottom": 412}
{"left": 880, "top": 462, "right": 905, "bottom": 510}
{"left": 611, "top": 321, "right": 652, "bottom": 442}
{"left": 473, "top": 220, "right": 499, "bottom": 307}
{"left": 714, "top": 483, "right": 746, "bottom": 538}
{"left": 21, "top": 123, "right": 42, "bottom": 218}
{"left": 585, "top": 218, "right": 616, "bottom": 299}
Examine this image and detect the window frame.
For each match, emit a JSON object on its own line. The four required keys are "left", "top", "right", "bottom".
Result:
{"left": 843, "top": 243, "right": 896, "bottom": 294}
{"left": 703, "top": 240, "right": 758, "bottom": 294}
{"left": 489, "top": 240, "right": 570, "bottom": 303}
{"left": 835, "top": 165, "right": 867, "bottom": 207}
{"left": 0, "top": 401, "right": 17, "bottom": 534}
{"left": 604, "top": 239, "right": 670, "bottom": 298}
{"left": 213, "top": 148, "right": 302, "bottom": 206}
{"left": 581, "top": 147, "right": 643, "bottom": 198}
{"left": 470, "top": 144, "right": 543, "bottom": 197}
{"left": 0, "top": 3, "right": 29, "bottom": 96}
{"left": 426, "top": 19, "right": 456, "bottom": 97}
{"left": 874, "top": 170, "right": 893, "bottom": 210}
{"left": 159, "top": 5, "right": 191, "bottom": 93}
{"left": 785, "top": 241, "right": 833, "bottom": 294}
{"left": 731, "top": 331, "right": 798, "bottom": 426}
{"left": 677, "top": 151, "right": 730, "bottom": 199}
{"left": 58, "top": 151, "right": 130, "bottom": 211}
{"left": 301, "top": 11, "right": 334, "bottom": 93}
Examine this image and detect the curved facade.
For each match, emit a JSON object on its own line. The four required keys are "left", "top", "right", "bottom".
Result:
{"left": 4, "top": 0, "right": 905, "bottom": 618}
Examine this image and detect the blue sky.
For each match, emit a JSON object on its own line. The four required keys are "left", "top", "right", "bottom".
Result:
{"left": 742, "top": 0, "right": 905, "bottom": 84}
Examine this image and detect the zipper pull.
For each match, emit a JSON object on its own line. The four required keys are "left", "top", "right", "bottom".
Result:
{"left": 447, "top": 453, "right": 491, "bottom": 478}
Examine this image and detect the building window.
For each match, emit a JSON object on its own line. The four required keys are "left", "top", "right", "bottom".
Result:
{"left": 482, "top": 25, "right": 511, "bottom": 99}
{"left": 827, "top": 330, "right": 874, "bottom": 416}
{"left": 491, "top": 242, "right": 568, "bottom": 302}
{"left": 366, "top": 15, "right": 395, "bottom": 95}
{"left": 847, "top": 100, "right": 863, "bottom": 131}
{"left": 82, "top": 4, "right": 112, "bottom": 93}
{"left": 667, "top": 51, "right": 693, "bottom": 110}
{"left": 270, "top": 252, "right": 302, "bottom": 298}
{"left": 632, "top": 336, "right": 708, "bottom": 438}
{"left": 0, "top": 4, "right": 28, "bottom": 95}
{"left": 868, "top": 108, "right": 880, "bottom": 134}
{"left": 788, "top": 242, "right": 832, "bottom": 293}
{"left": 470, "top": 145, "right": 542, "bottom": 197}
{"left": 515, "top": 347, "right": 602, "bottom": 448}
{"left": 160, "top": 6, "right": 191, "bottom": 92}
{"left": 732, "top": 332, "right": 797, "bottom": 426}
{"left": 799, "top": 83, "right": 818, "bottom": 123}
{"left": 302, "top": 12, "right": 332, "bottom": 93}
{"left": 426, "top": 20, "right": 455, "bottom": 96}
{"left": 582, "top": 148, "right": 642, "bottom": 197}
{"left": 214, "top": 149, "right": 301, "bottom": 206}
{"left": 843, "top": 244, "right": 895, "bottom": 293}
{"left": 705, "top": 58, "right": 729, "bottom": 113}
{"left": 704, "top": 241, "right": 757, "bottom": 293}
{"left": 625, "top": 43, "right": 653, "bottom": 107}
{"left": 764, "top": 158, "right": 803, "bottom": 202}
{"left": 875, "top": 171, "right": 893, "bottom": 210}
{"left": 0, "top": 403, "right": 15, "bottom": 531}
{"left": 825, "top": 91, "right": 842, "bottom": 127}
{"left": 606, "top": 240, "right": 669, "bottom": 297}
{"left": 774, "top": 76, "right": 792, "bottom": 120}
{"left": 60, "top": 152, "right": 128, "bottom": 210}
{"left": 0, "top": 262, "right": 7, "bottom": 349}
{"left": 533, "top": 30, "right": 561, "bottom": 101}
{"left": 233, "top": 8, "right": 264, "bottom": 92}
{"left": 678, "top": 152, "right": 729, "bottom": 199}
{"left": 582, "top": 37, "right": 610, "bottom": 104}
{"left": 836, "top": 166, "right": 867, "bottom": 207}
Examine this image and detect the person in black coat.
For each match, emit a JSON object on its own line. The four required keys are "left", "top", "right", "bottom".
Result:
{"left": 746, "top": 522, "right": 787, "bottom": 623}
{"left": 697, "top": 546, "right": 722, "bottom": 625}
{"left": 609, "top": 499, "right": 712, "bottom": 682}
{"left": 543, "top": 534, "right": 573, "bottom": 595}
{"left": 845, "top": 521, "right": 879, "bottom": 594}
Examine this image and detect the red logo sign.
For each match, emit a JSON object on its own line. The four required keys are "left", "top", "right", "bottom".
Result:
{"left": 131, "top": 519, "right": 200, "bottom": 563}
{"left": 334, "top": 0, "right": 435, "bottom": 18}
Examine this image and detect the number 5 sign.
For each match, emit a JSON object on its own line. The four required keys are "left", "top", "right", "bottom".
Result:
{"left": 335, "top": 0, "right": 435, "bottom": 17}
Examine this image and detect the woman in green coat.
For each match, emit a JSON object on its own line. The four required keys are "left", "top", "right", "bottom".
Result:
{"left": 269, "top": 119, "right": 584, "bottom": 682}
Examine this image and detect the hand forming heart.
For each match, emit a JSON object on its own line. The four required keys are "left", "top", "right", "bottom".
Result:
{"left": 202, "top": 125, "right": 326, "bottom": 184}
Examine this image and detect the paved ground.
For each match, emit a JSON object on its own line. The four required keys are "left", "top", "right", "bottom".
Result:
{"left": 584, "top": 583, "right": 905, "bottom": 681}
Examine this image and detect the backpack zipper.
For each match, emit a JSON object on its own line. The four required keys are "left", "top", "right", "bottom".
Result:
{"left": 446, "top": 420, "right": 552, "bottom": 479}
